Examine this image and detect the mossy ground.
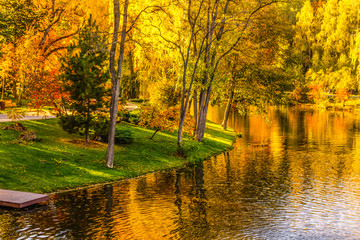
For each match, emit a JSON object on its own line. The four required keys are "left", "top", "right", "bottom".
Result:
{"left": 0, "top": 119, "right": 235, "bottom": 193}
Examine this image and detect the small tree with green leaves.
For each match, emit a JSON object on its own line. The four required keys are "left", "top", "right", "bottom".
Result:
{"left": 58, "top": 16, "right": 110, "bottom": 143}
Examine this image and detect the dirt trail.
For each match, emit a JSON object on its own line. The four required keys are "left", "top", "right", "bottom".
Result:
{"left": 0, "top": 103, "right": 138, "bottom": 122}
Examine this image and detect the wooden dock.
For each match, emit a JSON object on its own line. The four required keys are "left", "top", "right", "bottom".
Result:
{"left": 0, "top": 189, "right": 49, "bottom": 208}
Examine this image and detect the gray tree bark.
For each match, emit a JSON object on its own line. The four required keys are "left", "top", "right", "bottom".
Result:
{"left": 195, "top": 0, "right": 276, "bottom": 141}
{"left": 177, "top": 0, "right": 206, "bottom": 149}
{"left": 196, "top": 85, "right": 212, "bottom": 141}
{"left": 106, "top": 0, "right": 129, "bottom": 168}
{"left": 222, "top": 88, "right": 234, "bottom": 130}
{"left": 193, "top": 90, "right": 198, "bottom": 133}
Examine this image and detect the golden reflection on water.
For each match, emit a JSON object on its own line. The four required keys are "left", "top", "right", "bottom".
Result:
{"left": 2, "top": 106, "right": 360, "bottom": 239}
{"left": 206, "top": 105, "right": 360, "bottom": 237}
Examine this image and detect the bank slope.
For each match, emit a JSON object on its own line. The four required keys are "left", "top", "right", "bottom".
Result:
{"left": 0, "top": 119, "right": 235, "bottom": 193}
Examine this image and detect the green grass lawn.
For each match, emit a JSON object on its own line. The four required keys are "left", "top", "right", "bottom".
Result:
{"left": 0, "top": 119, "right": 235, "bottom": 193}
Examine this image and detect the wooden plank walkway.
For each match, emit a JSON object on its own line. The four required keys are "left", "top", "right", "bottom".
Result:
{"left": 0, "top": 189, "right": 49, "bottom": 208}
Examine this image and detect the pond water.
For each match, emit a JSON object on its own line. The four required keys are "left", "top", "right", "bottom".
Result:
{"left": 2, "top": 106, "right": 360, "bottom": 239}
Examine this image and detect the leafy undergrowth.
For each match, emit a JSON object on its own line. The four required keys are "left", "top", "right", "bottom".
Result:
{"left": 0, "top": 119, "right": 235, "bottom": 193}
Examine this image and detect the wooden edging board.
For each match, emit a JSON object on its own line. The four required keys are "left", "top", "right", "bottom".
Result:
{"left": 0, "top": 189, "right": 49, "bottom": 208}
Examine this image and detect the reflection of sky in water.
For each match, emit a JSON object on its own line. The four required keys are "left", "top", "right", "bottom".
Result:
{"left": 2, "top": 106, "right": 360, "bottom": 239}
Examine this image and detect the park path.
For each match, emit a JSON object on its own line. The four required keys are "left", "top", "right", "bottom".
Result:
{"left": 0, "top": 112, "right": 56, "bottom": 122}
{"left": 0, "top": 102, "right": 138, "bottom": 122}
{"left": 123, "top": 102, "right": 138, "bottom": 111}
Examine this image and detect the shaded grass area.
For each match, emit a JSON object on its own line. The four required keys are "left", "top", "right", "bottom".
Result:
{"left": 0, "top": 119, "right": 235, "bottom": 193}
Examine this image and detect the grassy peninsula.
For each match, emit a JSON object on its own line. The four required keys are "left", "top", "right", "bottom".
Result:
{"left": 0, "top": 119, "right": 235, "bottom": 193}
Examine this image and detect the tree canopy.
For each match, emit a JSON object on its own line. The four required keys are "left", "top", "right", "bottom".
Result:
{"left": 1, "top": 0, "right": 359, "bottom": 167}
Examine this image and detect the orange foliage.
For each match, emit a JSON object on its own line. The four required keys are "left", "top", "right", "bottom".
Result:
{"left": 290, "top": 85, "right": 306, "bottom": 102}
{"left": 336, "top": 88, "right": 350, "bottom": 103}
{"left": 138, "top": 105, "right": 195, "bottom": 138}
{"left": 26, "top": 68, "right": 64, "bottom": 113}
{"left": 307, "top": 85, "right": 324, "bottom": 102}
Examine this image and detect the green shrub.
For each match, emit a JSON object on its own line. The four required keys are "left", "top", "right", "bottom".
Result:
{"left": 117, "top": 111, "right": 140, "bottom": 124}
{"left": 129, "top": 116, "right": 139, "bottom": 124}
{"left": 114, "top": 129, "right": 134, "bottom": 144}
{"left": 118, "top": 110, "right": 130, "bottom": 122}
{"left": 93, "top": 114, "right": 110, "bottom": 139}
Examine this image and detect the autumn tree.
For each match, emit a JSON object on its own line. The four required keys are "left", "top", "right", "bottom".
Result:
{"left": 158, "top": 0, "right": 280, "bottom": 148}
{"left": 0, "top": 0, "right": 43, "bottom": 102}
{"left": 292, "top": 0, "right": 360, "bottom": 104}
{"left": 221, "top": 3, "right": 290, "bottom": 130}
{"left": 105, "top": 0, "right": 165, "bottom": 167}
{"left": 0, "top": 0, "right": 88, "bottom": 107}
{"left": 28, "top": 0, "right": 88, "bottom": 110}
{"left": 58, "top": 17, "right": 109, "bottom": 143}
{"left": 138, "top": 105, "right": 194, "bottom": 140}
{"left": 105, "top": 0, "right": 129, "bottom": 168}
{"left": 0, "top": 0, "right": 42, "bottom": 44}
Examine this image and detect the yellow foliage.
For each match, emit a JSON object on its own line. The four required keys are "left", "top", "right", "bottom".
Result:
{"left": 138, "top": 105, "right": 195, "bottom": 137}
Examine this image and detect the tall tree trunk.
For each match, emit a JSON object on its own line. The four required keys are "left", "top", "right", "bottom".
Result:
{"left": 106, "top": 0, "right": 129, "bottom": 168}
{"left": 178, "top": 0, "right": 269, "bottom": 145}
{"left": 195, "top": 0, "right": 214, "bottom": 142}
{"left": 18, "top": 81, "right": 24, "bottom": 103}
{"left": 86, "top": 103, "right": 90, "bottom": 143}
{"left": 196, "top": 87, "right": 206, "bottom": 138}
{"left": 194, "top": 0, "right": 274, "bottom": 141}
{"left": 85, "top": 127, "right": 90, "bottom": 143}
{"left": 1, "top": 78, "right": 5, "bottom": 100}
{"left": 11, "top": 45, "right": 18, "bottom": 103}
{"left": 12, "top": 78, "right": 17, "bottom": 102}
{"left": 128, "top": 48, "right": 138, "bottom": 99}
{"left": 196, "top": 85, "right": 211, "bottom": 141}
{"left": 222, "top": 88, "right": 234, "bottom": 130}
{"left": 177, "top": 111, "right": 186, "bottom": 149}
{"left": 188, "top": 98, "right": 192, "bottom": 113}
{"left": 193, "top": 90, "right": 198, "bottom": 133}
{"left": 177, "top": 1, "right": 205, "bottom": 149}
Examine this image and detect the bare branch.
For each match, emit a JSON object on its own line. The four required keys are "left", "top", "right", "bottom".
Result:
{"left": 216, "top": 0, "right": 230, "bottom": 40}
{"left": 212, "top": 0, "right": 279, "bottom": 80}
{"left": 109, "top": 0, "right": 120, "bottom": 85}
{"left": 151, "top": 24, "right": 185, "bottom": 64}
{"left": 126, "top": 4, "right": 170, "bottom": 34}
{"left": 43, "top": 46, "right": 67, "bottom": 59}
{"left": 39, "top": 9, "right": 64, "bottom": 47}
{"left": 43, "top": 29, "right": 79, "bottom": 54}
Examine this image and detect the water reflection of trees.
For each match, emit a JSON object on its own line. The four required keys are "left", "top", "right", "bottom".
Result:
{"left": 171, "top": 162, "right": 214, "bottom": 240}
{"left": 3, "top": 106, "right": 360, "bottom": 239}
{"left": 206, "top": 105, "right": 360, "bottom": 236}
{"left": 0, "top": 213, "right": 23, "bottom": 239}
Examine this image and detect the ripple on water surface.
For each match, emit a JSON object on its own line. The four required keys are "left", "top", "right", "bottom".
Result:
{"left": 2, "top": 106, "right": 360, "bottom": 239}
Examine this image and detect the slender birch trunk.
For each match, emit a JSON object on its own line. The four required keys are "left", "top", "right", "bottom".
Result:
{"left": 177, "top": 0, "right": 205, "bottom": 149}
{"left": 196, "top": 85, "right": 212, "bottom": 141}
{"left": 1, "top": 78, "right": 5, "bottom": 100}
{"left": 194, "top": 0, "right": 273, "bottom": 141}
{"left": 193, "top": 90, "right": 198, "bottom": 133}
{"left": 86, "top": 102, "right": 90, "bottom": 143}
{"left": 222, "top": 88, "right": 234, "bottom": 130}
{"left": 106, "top": 0, "right": 129, "bottom": 168}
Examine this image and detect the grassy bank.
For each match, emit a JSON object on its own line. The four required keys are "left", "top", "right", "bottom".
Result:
{"left": 0, "top": 119, "right": 235, "bottom": 193}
